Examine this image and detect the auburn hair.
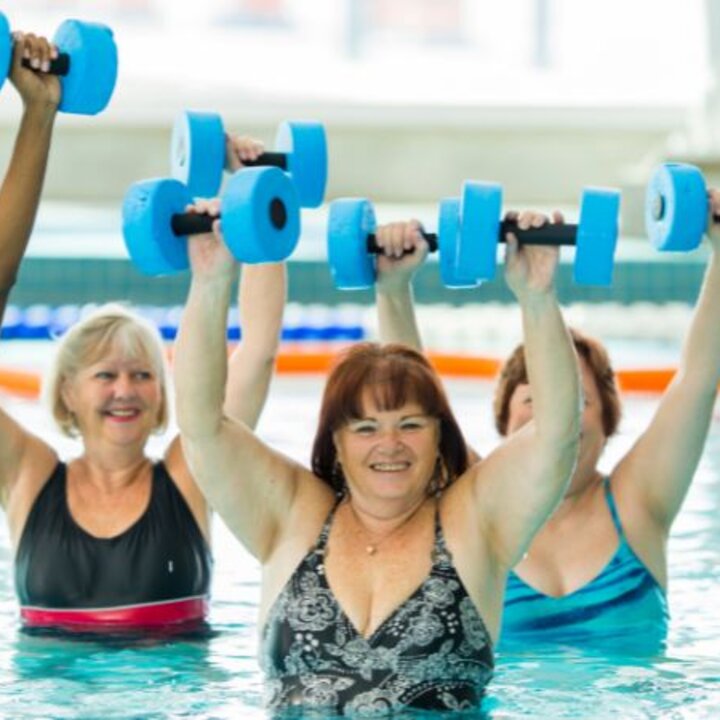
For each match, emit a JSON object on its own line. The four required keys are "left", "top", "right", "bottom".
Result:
{"left": 311, "top": 342, "right": 469, "bottom": 492}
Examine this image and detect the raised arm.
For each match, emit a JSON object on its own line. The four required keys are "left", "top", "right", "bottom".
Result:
{"left": 375, "top": 220, "right": 428, "bottom": 349}
{"left": 0, "top": 33, "right": 60, "bottom": 323}
{"left": 613, "top": 190, "right": 720, "bottom": 531}
{"left": 174, "top": 201, "right": 303, "bottom": 560}
{"left": 223, "top": 262, "right": 286, "bottom": 428}
{"left": 374, "top": 220, "right": 486, "bottom": 462}
{"left": 219, "top": 135, "right": 286, "bottom": 428}
{"left": 472, "top": 211, "right": 581, "bottom": 569}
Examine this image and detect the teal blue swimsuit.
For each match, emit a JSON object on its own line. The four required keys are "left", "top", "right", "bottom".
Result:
{"left": 501, "top": 478, "right": 669, "bottom": 652}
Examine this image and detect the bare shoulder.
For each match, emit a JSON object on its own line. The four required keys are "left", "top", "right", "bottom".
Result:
{"left": 605, "top": 459, "right": 657, "bottom": 535}
{"left": 291, "top": 467, "right": 338, "bottom": 518}
{"left": 5, "top": 434, "right": 59, "bottom": 545}
{"left": 445, "top": 453, "right": 496, "bottom": 507}
{"left": 439, "top": 464, "right": 487, "bottom": 538}
{"left": 283, "top": 468, "right": 337, "bottom": 535}
{"left": 7, "top": 429, "right": 58, "bottom": 500}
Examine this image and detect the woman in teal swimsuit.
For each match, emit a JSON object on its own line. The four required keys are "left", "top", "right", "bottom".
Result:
{"left": 495, "top": 328, "right": 669, "bottom": 649}
{"left": 375, "top": 201, "right": 720, "bottom": 650}
{"left": 173, "top": 206, "right": 581, "bottom": 713}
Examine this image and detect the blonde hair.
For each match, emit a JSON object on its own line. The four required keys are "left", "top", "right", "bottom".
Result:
{"left": 42, "top": 303, "right": 170, "bottom": 437}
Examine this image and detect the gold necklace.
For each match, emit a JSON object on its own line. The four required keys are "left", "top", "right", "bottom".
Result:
{"left": 346, "top": 498, "right": 426, "bottom": 556}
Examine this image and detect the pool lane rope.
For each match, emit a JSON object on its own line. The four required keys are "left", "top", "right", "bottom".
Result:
{"left": 0, "top": 351, "right": 681, "bottom": 399}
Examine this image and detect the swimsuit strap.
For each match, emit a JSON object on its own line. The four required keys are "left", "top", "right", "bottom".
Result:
{"left": 314, "top": 496, "right": 344, "bottom": 552}
{"left": 432, "top": 500, "right": 453, "bottom": 566}
{"left": 603, "top": 476, "right": 625, "bottom": 539}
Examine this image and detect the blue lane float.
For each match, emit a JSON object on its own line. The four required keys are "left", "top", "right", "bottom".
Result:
{"left": 0, "top": 305, "right": 366, "bottom": 343}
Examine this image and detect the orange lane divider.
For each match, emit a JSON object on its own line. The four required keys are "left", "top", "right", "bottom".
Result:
{"left": 616, "top": 368, "right": 677, "bottom": 394}
{"left": 274, "top": 350, "right": 503, "bottom": 377}
{"left": 276, "top": 350, "right": 679, "bottom": 390}
{"left": 0, "top": 351, "right": 679, "bottom": 399}
{"left": 0, "top": 368, "right": 41, "bottom": 398}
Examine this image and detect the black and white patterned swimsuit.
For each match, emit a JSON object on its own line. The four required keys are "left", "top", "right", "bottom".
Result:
{"left": 260, "top": 500, "right": 494, "bottom": 715}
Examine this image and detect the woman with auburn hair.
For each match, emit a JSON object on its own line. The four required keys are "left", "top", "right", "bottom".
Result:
{"left": 311, "top": 342, "right": 469, "bottom": 492}
{"left": 375, "top": 203, "right": 720, "bottom": 650}
{"left": 174, "top": 205, "right": 580, "bottom": 714}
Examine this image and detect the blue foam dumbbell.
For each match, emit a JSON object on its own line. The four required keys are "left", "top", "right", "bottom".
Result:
{"left": 0, "top": 12, "right": 117, "bottom": 115}
{"left": 644, "top": 163, "right": 716, "bottom": 252}
{"left": 122, "top": 167, "right": 300, "bottom": 276}
{"left": 447, "top": 181, "right": 621, "bottom": 286}
{"left": 327, "top": 198, "right": 481, "bottom": 290}
{"left": 171, "top": 110, "right": 327, "bottom": 208}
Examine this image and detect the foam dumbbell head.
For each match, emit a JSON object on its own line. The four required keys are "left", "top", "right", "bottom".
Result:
{"left": 458, "top": 181, "right": 504, "bottom": 283}
{"left": 221, "top": 166, "right": 301, "bottom": 263}
{"left": 122, "top": 178, "right": 193, "bottom": 276}
{"left": 327, "top": 199, "right": 377, "bottom": 290}
{"left": 171, "top": 111, "right": 226, "bottom": 198}
{"left": 53, "top": 19, "right": 118, "bottom": 115}
{"left": 437, "top": 198, "right": 481, "bottom": 288}
{"left": 275, "top": 121, "right": 328, "bottom": 208}
{"left": 645, "top": 163, "right": 707, "bottom": 252}
{"left": 456, "top": 180, "right": 620, "bottom": 287}
{"left": 123, "top": 168, "right": 300, "bottom": 275}
{"left": 574, "top": 188, "right": 621, "bottom": 285}
{"left": 329, "top": 196, "right": 480, "bottom": 291}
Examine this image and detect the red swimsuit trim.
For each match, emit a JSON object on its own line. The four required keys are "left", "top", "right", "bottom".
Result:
{"left": 20, "top": 596, "right": 208, "bottom": 630}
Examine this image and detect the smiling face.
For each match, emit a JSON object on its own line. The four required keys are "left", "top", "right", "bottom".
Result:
{"left": 333, "top": 388, "right": 441, "bottom": 506}
{"left": 61, "top": 343, "right": 163, "bottom": 448}
{"left": 45, "top": 305, "right": 169, "bottom": 440}
{"left": 311, "top": 342, "right": 469, "bottom": 495}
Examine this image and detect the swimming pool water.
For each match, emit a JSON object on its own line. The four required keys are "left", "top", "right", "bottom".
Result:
{"left": 0, "top": 373, "right": 719, "bottom": 719}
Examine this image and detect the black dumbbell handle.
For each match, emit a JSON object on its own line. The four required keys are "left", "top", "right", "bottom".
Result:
{"left": 500, "top": 219, "right": 578, "bottom": 246}
{"left": 170, "top": 198, "right": 288, "bottom": 237}
{"left": 242, "top": 152, "right": 288, "bottom": 171}
{"left": 363, "top": 222, "right": 575, "bottom": 254}
{"left": 18, "top": 54, "right": 70, "bottom": 77}
{"left": 171, "top": 213, "right": 216, "bottom": 237}
{"left": 366, "top": 231, "right": 438, "bottom": 254}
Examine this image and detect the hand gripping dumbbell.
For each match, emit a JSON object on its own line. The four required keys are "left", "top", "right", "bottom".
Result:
{"left": 122, "top": 167, "right": 300, "bottom": 276}
{"left": 0, "top": 12, "right": 117, "bottom": 115}
{"left": 171, "top": 110, "right": 327, "bottom": 208}
{"left": 445, "top": 181, "right": 621, "bottom": 286}
{"left": 645, "top": 163, "right": 720, "bottom": 251}
{"left": 328, "top": 197, "right": 485, "bottom": 290}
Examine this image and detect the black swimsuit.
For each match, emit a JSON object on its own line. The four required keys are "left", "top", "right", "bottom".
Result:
{"left": 261, "top": 500, "right": 494, "bottom": 714}
{"left": 14, "top": 461, "right": 212, "bottom": 631}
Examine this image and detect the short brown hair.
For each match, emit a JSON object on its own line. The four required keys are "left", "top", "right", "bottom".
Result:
{"left": 311, "top": 342, "right": 469, "bottom": 492}
{"left": 493, "top": 327, "right": 621, "bottom": 438}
